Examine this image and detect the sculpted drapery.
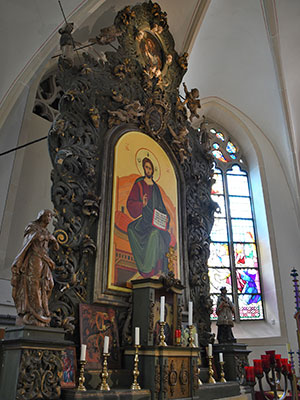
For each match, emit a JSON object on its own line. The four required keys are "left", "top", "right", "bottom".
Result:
{"left": 11, "top": 210, "right": 58, "bottom": 327}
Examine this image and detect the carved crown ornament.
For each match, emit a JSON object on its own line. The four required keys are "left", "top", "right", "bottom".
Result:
{"left": 47, "top": 1, "right": 215, "bottom": 347}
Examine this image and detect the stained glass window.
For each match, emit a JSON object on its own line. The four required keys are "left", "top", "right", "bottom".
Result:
{"left": 203, "top": 121, "right": 264, "bottom": 321}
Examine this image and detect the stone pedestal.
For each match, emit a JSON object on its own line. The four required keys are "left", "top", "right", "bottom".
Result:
{"left": 213, "top": 343, "right": 251, "bottom": 382}
{"left": 0, "top": 325, "right": 71, "bottom": 400}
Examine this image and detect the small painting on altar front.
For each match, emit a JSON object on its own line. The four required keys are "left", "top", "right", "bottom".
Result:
{"left": 79, "top": 304, "right": 121, "bottom": 370}
{"left": 108, "top": 131, "right": 180, "bottom": 292}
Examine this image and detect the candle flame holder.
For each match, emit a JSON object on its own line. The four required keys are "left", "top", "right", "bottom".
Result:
{"left": 158, "top": 321, "right": 167, "bottom": 346}
{"left": 77, "top": 360, "right": 87, "bottom": 391}
{"left": 208, "top": 355, "right": 216, "bottom": 384}
{"left": 131, "top": 345, "right": 141, "bottom": 390}
{"left": 187, "top": 325, "right": 195, "bottom": 347}
{"left": 98, "top": 353, "right": 110, "bottom": 391}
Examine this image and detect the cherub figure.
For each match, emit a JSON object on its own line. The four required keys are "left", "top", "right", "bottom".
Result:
{"left": 89, "top": 25, "right": 122, "bottom": 46}
{"left": 183, "top": 82, "right": 201, "bottom": 122}
{"left": 168, "top": 125, "right": 190, "bottom": 164}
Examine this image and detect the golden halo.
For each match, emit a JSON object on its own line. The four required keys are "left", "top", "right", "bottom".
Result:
{"left": 135, "top": 148, "right": 160, "bottom": 182}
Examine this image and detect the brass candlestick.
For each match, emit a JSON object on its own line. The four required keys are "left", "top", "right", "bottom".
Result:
{"left": 220, "top": 361, "right": 226, "bottom": 382}
{"left": 158, "top": 321, "right": 167, "bottom": 346}
{"left": 187, "top": 325, "right": 195, "bottom": 347}
{"left": 131, "top": 345, "right": 141, "bottom": 390}
{"left": 208, "top": 355, "right": 216, "bottom": 383}
{"left": 197, "top": 356, "right": 203, "bottom": 386}
{"left": 98, "top": 353, "right": 110, "bottom": 391}
{"left": 77, "top": 360, "right": 87, "bottom": 391}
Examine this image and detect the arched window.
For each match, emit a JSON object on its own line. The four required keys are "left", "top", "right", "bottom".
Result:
{"left": 204, "top": 120, "right": 264, "bottom": 322}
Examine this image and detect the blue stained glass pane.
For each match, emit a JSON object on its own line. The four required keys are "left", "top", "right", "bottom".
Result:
{"left": 236, "top": 269, "right": 261, "bottom": 294}
{"left": 226, "top": 141, "right": 237, "bottom": 154}
{"left": 213, "top": 143, "right": 219, "bottom": 149}
{"left": 232, "top": 219, "right": 255, "bottom": 242}
{"left": 211, "top": 173, "right": 224, "bottom": 195}
{"left": 208, "top": 243, "right": 230, "bottom": 267}
{"left": 230, "top": 154, "right": 237, "bottom": 159}
{"left": 229, "top": 196, "right": 252, "bottom": 218}
{"left": 234, "top": 243, "right": 258, "bottom": 268}
{"left": 212, "top": 195, "right": 226, "bottom": 217}
{"left": 209, "top": 268, "right": 232, "bottom": 294}
{"left": 211, "top": 218, "right": 228, "bottom": 241}
{"left": 238, "top": 296, "right": 264, "bottom": 320}
{"left": 216, "top": 132, "right": 225, "bottom": 141}
{"left": 212, "top": 150, "right": 228, "bottom": 163}
{"left": 227, "top": 174, "right": 249, "bottom": 196}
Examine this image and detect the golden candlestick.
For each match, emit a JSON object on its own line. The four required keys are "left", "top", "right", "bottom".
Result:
{"left": 77, "top": 360, "right": 87, "bottom": 391}
{"left": 187, "top": 325, "right": 195, "bottom": 347}
{"left": 158, "top": 321, "right": 167, "bottom": 346}
{"left": 220, "top": 361, "right": 226, "bottom": 382}
{"left": 197, "top": 356, "right": 203, "bottom": 386}
{"left": 98, "top": 353, "right": 110, "bottom": 391}
{"left": 131, "top": 345, "right": 141, "bottom": 390}
{"left": 208, "top": 355, "right": 216, "bottom": 383}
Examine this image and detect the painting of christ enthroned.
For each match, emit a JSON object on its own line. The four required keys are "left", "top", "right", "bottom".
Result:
{"left": 107, "top": 130, "right": 180, "bottom": 292}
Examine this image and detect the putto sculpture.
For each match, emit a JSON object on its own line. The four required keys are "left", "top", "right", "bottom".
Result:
{"left": 11, "top": 210, "right": 59, "bottom": 327}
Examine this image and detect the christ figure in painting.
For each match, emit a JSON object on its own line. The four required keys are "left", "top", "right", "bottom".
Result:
{"left": 126, "top": 157, "right": 171, "bottom": 278}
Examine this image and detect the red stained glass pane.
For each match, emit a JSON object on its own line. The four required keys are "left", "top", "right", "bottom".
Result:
{"left": 234, "top": 243, "right": 258, "bottom": 268}
{"left": 212, "top": 150, "right": 227, "bottom": 162}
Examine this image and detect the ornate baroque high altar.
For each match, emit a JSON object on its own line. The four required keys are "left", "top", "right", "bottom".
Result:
{"left": 1, "top": 2, "right": 244, "bottom": 400}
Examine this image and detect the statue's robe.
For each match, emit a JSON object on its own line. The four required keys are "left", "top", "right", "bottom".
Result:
{"left": 127, "top": 177, "right": 171, "bottom": 277}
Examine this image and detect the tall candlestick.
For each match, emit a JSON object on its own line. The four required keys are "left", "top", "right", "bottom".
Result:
{"left": 80, "top": 344, "right": 87, "bottom": 361}
{"left": 188, "top": 301, "right": 193, "bottom": 326}
{"left": 104, "top": 336, "right": 109, "bottom": 354}
{"left": 135, "top": 327, "right": 140, "bottom": 346}
{"left": 219, "top": 352, "right": 223, "bottom": 363}
{"left": 160, "top": 296, "right": 165, "bottom": 322}
{"left": 208, "top": 343, "right": 213, "bottom": 357}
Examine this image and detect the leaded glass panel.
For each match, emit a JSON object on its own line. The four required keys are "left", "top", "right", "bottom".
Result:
{"left": 236, "top": 269, "right": 261, "bottom": 293}
{"left": 234, "top": 243, "right": 258, "bottom": 268}
{"left": 209, "top": 268, "right": 232, "bottom": 294}
{"left": 231, "top": 219, "right": 255, "bottom": 242}
{"left": 229, "top": 196, "right": 252, "bottom": 218}
{"left": 211, "top": 173, "right": 224, "bottom": 195}
{"left": 208, "top": 243, "right": 230, "bottom": 267}
{"left": 212, "top": 195, "right": 226, "bottom": 217}
{"left": 227, "top": 174, "right": 249, "bottom": 196}
{"left": 238, "top": 296, "right": 263, "bottom": 320}
{"left": 211, "top": 218, "right": 228, "bottom": 242}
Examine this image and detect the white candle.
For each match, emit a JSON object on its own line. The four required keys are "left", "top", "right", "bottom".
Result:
{"left": 208, "top": 343, "right": 212, "bottom": 357}
{"left": 194, "top": 333, "right": 199, "bottom": 347}
{"left": 135, "top": 327, "right": 140, "bottom": 346}
{"left": 80, "top": 344, "right": 87, "bottom": 361}
{"left": 219, "top": 352, "right": 223, "bottom": 363}
{"left": 160, "top": 296, "right": 165, "bottom": 322}
{"left": 188, "top": 301, "right": 193, "bottom": 326}
{"left": 104, "top": 336, "right": 109, "bottom": 354}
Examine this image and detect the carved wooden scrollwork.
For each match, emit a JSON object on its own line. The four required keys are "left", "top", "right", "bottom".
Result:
{"left": 48, "top": 1, "right": 215, "bottom": 346}
{"left": 16, "top": 349, "right": 62, "bottom": 400}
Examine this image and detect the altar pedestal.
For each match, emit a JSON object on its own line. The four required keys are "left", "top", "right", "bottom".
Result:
{"left": 124, "top": 346, "right": 200, "bottom": 400}
{"left": 213, "top": 343, "right": 251, "bottom": 382}
{"left": 0, "top": 325, "right": 71, "bottom": 400}
{"left": 61, "top": 388, "right": 151, "bottom": 400}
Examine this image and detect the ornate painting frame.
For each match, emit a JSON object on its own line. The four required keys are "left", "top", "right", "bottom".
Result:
{"left": 93, "top": 125, "right": 186, "bottom": 305}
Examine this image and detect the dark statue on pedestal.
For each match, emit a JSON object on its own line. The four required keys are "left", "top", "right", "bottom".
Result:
{"left": 11, "top": 210, "right": 58, "bottom": 327}
{"left": 216, "top": 287, "right": 236, "bottom": 344}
